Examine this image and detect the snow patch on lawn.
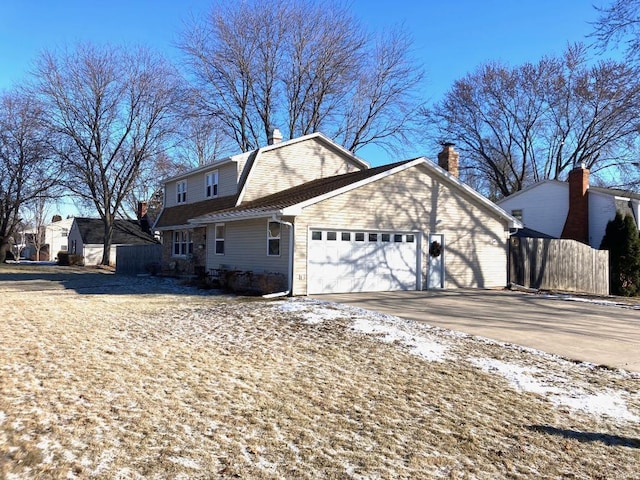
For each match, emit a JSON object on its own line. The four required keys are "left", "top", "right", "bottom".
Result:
{"left": 350, "top": 317, "right": 448, "bottom": 362}
{"left": 274, "top": 299, "right": 448, "bottom": 362}
{"left": 274, "top": 299, "right": 347, "bottom": 324}
{"left": 470, "top": 357, "right": 639, "bottom": 422}
{"left": 168, "top": 456, "right": 201, "bottom": 469}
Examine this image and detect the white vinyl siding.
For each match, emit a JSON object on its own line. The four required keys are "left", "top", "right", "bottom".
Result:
{"left": 589, "top": 192, "right": 617, "bottom": 248}
{"left": 241, "top": 138, "right": 364, "bottom": 202}
{"left": 293, "top": 165, "right": 509, "bottom": 295}
{"left": 165, "top": 163, "right": 240, "bottom": 207}
{"left": 206, "top": 219, "right": 289, "bottom": 275}
{"left": 498, "top": 181, "right": 568, "bottom": 238}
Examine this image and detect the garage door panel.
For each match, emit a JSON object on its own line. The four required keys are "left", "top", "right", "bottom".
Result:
{"left": 308, "top": 229, "right": 418, "bottom": 294}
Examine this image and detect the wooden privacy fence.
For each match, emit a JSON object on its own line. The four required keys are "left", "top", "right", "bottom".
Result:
{"left": 115, "top": 244, "right": 162, "bottom": 275}
{"left": 509, "top": 237, "right": 609, "bottom": 296}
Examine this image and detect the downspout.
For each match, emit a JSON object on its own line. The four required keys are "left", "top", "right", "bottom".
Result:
{"left": 262, "top": 215, "right": 294, "bottom": 298}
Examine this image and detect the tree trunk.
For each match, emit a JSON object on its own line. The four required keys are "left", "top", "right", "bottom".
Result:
{"left": 0, "top": 238, "right": 11, "bottom": 263}
{"left": 101, "top": 220, "right": 114, "bottom": 266}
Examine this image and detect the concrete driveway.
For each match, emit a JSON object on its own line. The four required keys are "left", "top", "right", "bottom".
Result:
{"left": 314, "top": 290, "right": 640, "bottom": 372}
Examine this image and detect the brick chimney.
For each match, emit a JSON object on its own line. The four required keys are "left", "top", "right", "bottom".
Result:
{"left": 561, "top": 163, "right": 589, "bottom": 244}
{"left": 268, "top": 127, "right": 283, "bottom": 145}
{"left": 438, "top": 142, "right": 459, "bottom": 177}
{"left": 137, "top": 201, "right": 148, "bottom": 221}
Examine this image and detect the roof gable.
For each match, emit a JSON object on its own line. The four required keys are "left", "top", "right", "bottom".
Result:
{"left": 189, "top": 157, "right": 521, "bottom": 228}
{"left": 73, "top": 218, "right": 157, "bottom": 245}
{"left": 235, "top": 133, "right": 369, "bottom": 205}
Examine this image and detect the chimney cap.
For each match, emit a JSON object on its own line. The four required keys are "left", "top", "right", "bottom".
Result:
{"left": 441, "top": 141, "right": 455, "bottom": 148}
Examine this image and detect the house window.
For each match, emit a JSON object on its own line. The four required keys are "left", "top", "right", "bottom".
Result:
{"left": 205, "top": 171, "right": 218, "bottom": 198}
{"left": 176, "top": 180, "right": 187, "bottom": 204}
{"left": 311, "top": 231, "right": 322, "bottom": 240}
{"left": 327, "top": 231, "right": 337, "bottom": 241}
{"left": 381, "top": 233, "right": 390, "bottom": 242}
{"left": 268, "top": 221, "right": 281, "bottom": 256}
{"left": 511, "top": 209, "right": 523, "bottom": 222}
{"left": 355, "top": 232, "right": 365, "bottom": 241}
{"left": 173, "top": 230, "right": 193, "bottom": 256}
{"left": 394, "top": 234, "right": 403, "bottom": 242}
{"left": 406, "top": 234, "right": 415, "bottom": 243}
{"left": 341, "top": 232, "right": 351, "bottom": 241}
{"left": 215, "top": 224, "right": 225, "bottom": 255}
{"left": 61, "top": 228, "right": 68, "bottom": 237}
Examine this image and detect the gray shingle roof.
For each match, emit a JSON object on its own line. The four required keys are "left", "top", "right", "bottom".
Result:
{"left": 74, "top": 218, "right": 157, "bottom": 245}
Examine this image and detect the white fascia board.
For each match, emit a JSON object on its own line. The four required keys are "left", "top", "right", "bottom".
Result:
{"left": 288, "top": 158, "right": 425, "bottom": 211}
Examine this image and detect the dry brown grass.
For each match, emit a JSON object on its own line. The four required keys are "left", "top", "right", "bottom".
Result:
{"left": 1, "top": 265, "right": 639, "bottom": 478}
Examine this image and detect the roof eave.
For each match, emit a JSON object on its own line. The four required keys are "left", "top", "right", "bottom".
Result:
{"left": 188, "top": 209, "right": 295, "bottom": 224}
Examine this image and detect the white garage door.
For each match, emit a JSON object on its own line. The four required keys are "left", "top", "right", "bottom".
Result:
{"left": 307, "top": 229, "right": 419, "bottom": 294}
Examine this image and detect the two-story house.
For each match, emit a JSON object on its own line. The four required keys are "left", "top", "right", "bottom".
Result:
{"left": 498, "top": 164, "right": 640, "bottom": 248}
{"left": 154, "top": 132, "right": 521, "bottom": 295}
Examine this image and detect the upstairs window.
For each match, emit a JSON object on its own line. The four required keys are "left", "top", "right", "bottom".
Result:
{"left": 61, "top": 228, "right": 68, "bottom": 237}
{"left": 205, "top": 171, "right": 218, "bottom": 198}
{"left": 176, "top": 180, "right": 187, "bottom": 204}
{"left": 268, "top": 221, "right": 281, "bottom": 256}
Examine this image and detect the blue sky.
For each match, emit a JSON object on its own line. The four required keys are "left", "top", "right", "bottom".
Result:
{"left": 0, "top": 1, "right": 611, "bottom": 215}
{"left": 0, "top": 1, "right": 606, "bottom": 99}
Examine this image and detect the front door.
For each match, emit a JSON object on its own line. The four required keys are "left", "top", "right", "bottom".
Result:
{"left": 427, "top": 234, "right": 444, "bottom": 289}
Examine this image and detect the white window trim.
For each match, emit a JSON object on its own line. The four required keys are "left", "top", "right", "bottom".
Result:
{"left": 214, "top": 223, "right": 225, "bottom": 255}
{"left": 205, "top": 170, "right": 219, "bottom": 198}
{"left": 267, "top": 220, "right": 281, "bottom": 257}
{"left": 176, "top": 180, "right": 187, "bottom": 204}
{"left": 172, "top": 230, "right": 193, "bottom": 257}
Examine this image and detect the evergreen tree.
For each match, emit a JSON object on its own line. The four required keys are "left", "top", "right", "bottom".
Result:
{"left": 600, "top": 212, "right": 640, "bottom": 296}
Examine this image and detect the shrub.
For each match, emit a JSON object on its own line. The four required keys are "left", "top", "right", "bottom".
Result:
{"left": 57, "top": 251, "right": 84, "bottom": 266}
{"left": 600, "top": 212, "right": 640, "bottom": 296}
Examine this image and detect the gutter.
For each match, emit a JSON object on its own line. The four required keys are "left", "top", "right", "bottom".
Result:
{"left": 262, "top": 215, "right": 294, "bottom": 298}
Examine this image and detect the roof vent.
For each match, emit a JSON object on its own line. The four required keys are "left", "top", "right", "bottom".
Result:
{"left": 268, "top": 128, "right": 283, "bottom": 145}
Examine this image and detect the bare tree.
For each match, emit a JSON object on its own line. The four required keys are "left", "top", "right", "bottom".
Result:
{"left": 179, "top": 0, "right": 424, "bottom": 153}
{"left": 592, "top": 0, "right": 640, "bottom": 61}
{"left": 0, "top": 90, "right": 59, "bottom": 263}
{"left": 22, "top": 195, "right": 50, "bottom": 261}
{"left": 426, "top": 44, "right": 640, "bottom": 198}
{"left": 336, "top": 28, "right": 424, "bottom": 153}
{"left": 35, "top": 43, "right": 182, "bottom": 265}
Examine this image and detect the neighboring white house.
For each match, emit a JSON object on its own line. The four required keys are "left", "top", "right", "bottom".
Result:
{"left": 68, "top": 217, "right": 158, "bottom": 265}
{"left": 498, "top": 164, "right": 640, "bottom": 248}
{"left": 45, "top": 217, "right": 74, "bottom": 260}
{"left": 154, "top": 132, "right": 521, "bottom": 295}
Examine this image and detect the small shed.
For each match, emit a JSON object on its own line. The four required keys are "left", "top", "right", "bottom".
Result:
{"left": 68, "top": 217, "right": 158, "bottom": 265}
